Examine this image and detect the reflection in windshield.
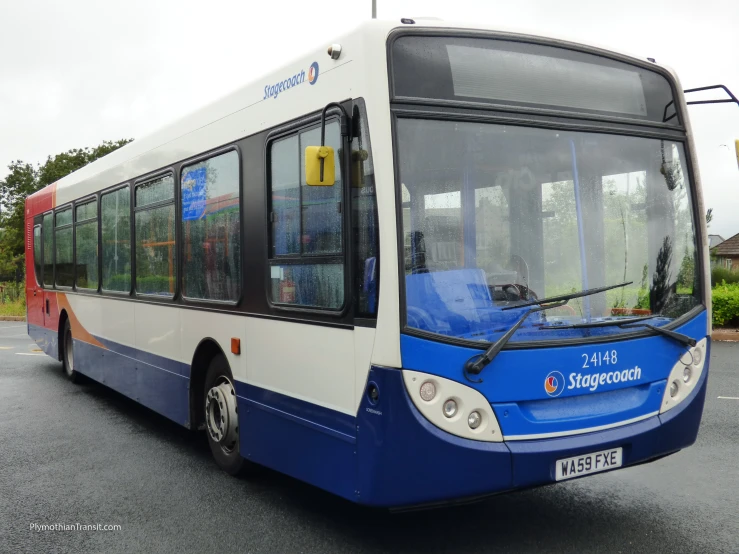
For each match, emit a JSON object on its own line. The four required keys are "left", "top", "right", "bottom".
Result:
{"left": 398, "top": 119, "right": 700, "bottom": 343}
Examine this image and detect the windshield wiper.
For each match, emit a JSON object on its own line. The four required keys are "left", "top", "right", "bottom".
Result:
{"left": 539, "top": 315, "right": 697, "bottom": 346}
{"left": 540, "top": 315, "right": 656, "bottom": 329}
{"left": 502, "top": 281, "right": 632, "bottom": 311}
{"left": 619, "top": 323, "right": 696, "bottom": 347}
{"left": 540, "top": 315, "right": 696, "bottom": 347}
{"left": 464, "top": 281, "right": 632, "bottom": 381}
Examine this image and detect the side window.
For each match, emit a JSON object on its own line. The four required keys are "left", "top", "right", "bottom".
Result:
{"left": 101, "top": 186, "right": 131, "bottom": 292}
{"left": 181, "top": 151, "right": 241, "bottom": 301}
{"left": 33, "top": 222, "right": 42, "bottom": 286}
{"left": 135, "top": 175, "right": 175, "bottom": 296}
{"left": 75, "top": 199, "right": 98, "bottom": 289}
{"left": 42, "top": 213, "right": 53, "bottom": 286}
{"left": 55, "top": 207, "right": 74, "bottom": 287}
{"left": 268, "top": 121, "right": 344, "bottom": 309}
{"left": 351, "top": 105, "right": 379, "bottom": 317}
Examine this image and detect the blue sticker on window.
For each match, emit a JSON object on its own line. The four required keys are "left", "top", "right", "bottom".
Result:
{"left": 182, "top": 167, "right": 207, "bottom": 221}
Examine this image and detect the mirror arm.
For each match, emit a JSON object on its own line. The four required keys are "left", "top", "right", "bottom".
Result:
{"left": 319, "top": 102, "right": 352, "bottom": 181}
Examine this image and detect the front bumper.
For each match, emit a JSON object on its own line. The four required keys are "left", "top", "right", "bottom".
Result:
{"left": 355, "top": 361, "right": 708, "bottom": 507}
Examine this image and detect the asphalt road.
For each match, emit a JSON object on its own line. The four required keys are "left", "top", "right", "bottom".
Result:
{"left": 0, "top": 321, "right": 737, "bottom": 554}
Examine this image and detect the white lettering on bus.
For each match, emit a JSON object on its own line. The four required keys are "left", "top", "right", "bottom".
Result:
{"left": 567, "top": 366, "right": 641, "bottom": 392}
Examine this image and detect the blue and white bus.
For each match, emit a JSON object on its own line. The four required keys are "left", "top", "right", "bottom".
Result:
{"left": 26, "top": 19, "right": 710, "bottom": 508}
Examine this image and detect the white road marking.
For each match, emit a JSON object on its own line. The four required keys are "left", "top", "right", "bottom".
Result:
{"left": 0, "top": 333, "right": 30, "bottom": 338}
{"left": 717, "top": 396, "right": 739, "bottom": 400}
{"left": 0, "top": 326, "right": 25, "bottom": 333}
{"left": 0, "top": 346, "right": 13, "bottom": 350}
{"left": 15, "top": 353, "right": 45, "bottom": 356}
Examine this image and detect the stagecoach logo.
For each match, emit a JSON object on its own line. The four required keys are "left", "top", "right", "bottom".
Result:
{"left": 263, "top": 61, "right": 319, "bottom": 100}
{"left": 308, "top": 62, "right": 319, "bottom": 85}
{"left": 544, "top": 371, "right": 566, "bottom": 397}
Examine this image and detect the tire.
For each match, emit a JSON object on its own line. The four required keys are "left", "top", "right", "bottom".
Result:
{"left": 62, "top": 319, "right": 81, "bottom": 384}
{"left": 203, "top": 354, "right": 249, "bottom": 476}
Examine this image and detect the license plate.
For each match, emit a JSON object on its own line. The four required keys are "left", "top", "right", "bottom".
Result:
{"left": 555, "top": 447, "right": 623, "bottom": 481}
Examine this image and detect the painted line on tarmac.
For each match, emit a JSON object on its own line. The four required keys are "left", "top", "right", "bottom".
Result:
{"left": 1, "top": 333, "right": 30, "bottom": 338}
{"left": 717, "top": 396, "right": 739, "bottom": 400}
{"left": 0, "top": 326, "right": 25, "bottom": 333}
{"left": 15, "top": 353, "right": 45, "bottom": 356}
{"left": 0, "top": 346, "right": 13, "bottom": 350}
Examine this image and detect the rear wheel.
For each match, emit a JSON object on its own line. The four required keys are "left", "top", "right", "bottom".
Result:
{"left": 204, "top": 354, "right": 249, "bottom": 476}
{"left": 62, "top": 319, "right": 81, "bottom": 383}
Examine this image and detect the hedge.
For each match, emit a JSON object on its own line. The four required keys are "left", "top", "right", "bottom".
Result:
{"left": 711, "top": 266, "right": 739, "bottom": 287}
{"left": 712, "top": 283, "right": 739, "bottom": 326}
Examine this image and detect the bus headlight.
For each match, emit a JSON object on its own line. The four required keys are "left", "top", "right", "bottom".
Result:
{"left": 403, "top": 370, "right": 502, "bottom": 442}
{"left": 468, "top": 411, "right": 482, "bottom": 429}
{"left": 420, "top": 381, "right": 436, "bottom": 401}
{"left": 661, "top": 338, "right": 707, "bottom": 414}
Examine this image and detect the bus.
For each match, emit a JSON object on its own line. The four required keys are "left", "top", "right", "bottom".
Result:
{"left": 25, "top": 19, "right": 711, "bottom": 508}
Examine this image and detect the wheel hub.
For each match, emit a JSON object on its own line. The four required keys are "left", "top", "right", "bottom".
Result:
{"left": 205, "top": 378, "right": 238, "bottom": 451}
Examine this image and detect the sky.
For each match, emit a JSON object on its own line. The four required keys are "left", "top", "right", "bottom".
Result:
{"left": 1, "top": 0, "right": 738, "bottom": 236}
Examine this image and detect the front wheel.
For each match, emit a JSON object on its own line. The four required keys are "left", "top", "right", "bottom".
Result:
{"left": 203, "top": 355, "right": 250, "bottom": 476}
{"left": 62, "top": 319, "right": 81, "bottom": 383}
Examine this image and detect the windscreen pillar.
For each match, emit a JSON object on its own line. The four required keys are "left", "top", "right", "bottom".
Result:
{"left": 509, "top": 170, "right": 544, "bottom": 297}
{"left": 580, "top": 172, "right": 607, "bottom": 317}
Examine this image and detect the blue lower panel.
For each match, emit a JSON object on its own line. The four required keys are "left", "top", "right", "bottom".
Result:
{"left": 495, "top": 380, "right": 666, "bottom": 439}
{"left": 356, "top": 367, "right": 513, "bottom": 507}
{"left": 354, "top": 362, "right": 707, "bottom": 507}
{"left": 236, "top": 383, "right": 357, "bottom": 502}
{"left": 506, "top": 362, "right": 708, "bottom": 488}
{"left": 74, "top": 339, "right": 190, "bottom": 427}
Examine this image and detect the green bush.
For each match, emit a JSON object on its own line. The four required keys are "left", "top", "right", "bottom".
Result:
{"left": 712, "top": 283, "right": 739, "bottom": 326}
{"left": 711, "top": 266, "right": 739, "bottom": 287}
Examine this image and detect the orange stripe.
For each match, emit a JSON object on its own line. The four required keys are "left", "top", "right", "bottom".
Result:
{"left": 57, "top": 293, "right": 107, "bottom": 349}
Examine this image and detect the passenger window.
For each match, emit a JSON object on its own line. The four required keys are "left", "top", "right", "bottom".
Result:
{"left": 181, "top": 151, "right": 241, "bottom": 302}
{"left": 271, "top": 135, "right": 300, "bottom": 256}
{"left": 135, "top": 175, "right": 176, "bottom": 296}
{"left": 268, "top": 120, "right": 344, "bottom": 309}
{"left": 55, "top": 207, "right": 74, "bottom": 287}
{"left": 42, "top": 213, "right": 53, "bottom": 286}
{"left": 75, "top": 199, "right": 98, "bottom": 289}
{"left": 101, "top": 186, "right": 131, "bottom": 292}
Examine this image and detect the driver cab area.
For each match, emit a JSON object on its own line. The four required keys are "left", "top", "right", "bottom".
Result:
{"left": 399, "top": 124, "right": 549, "bottom": 341}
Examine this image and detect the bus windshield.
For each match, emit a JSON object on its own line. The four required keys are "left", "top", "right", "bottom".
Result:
{"left": 397, "top": 119, "right": 701, "bottom": 344}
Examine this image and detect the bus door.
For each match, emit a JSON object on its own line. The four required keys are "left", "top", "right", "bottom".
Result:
{"left": 28, "top": 216, "right": 45, "bottom": 327}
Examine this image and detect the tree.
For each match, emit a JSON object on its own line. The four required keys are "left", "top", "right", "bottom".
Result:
{"left": 0, "top": 139, "right": 133, "bottom": 280}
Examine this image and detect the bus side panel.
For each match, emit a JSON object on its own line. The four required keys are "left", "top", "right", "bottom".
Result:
{"left": 236, "top": 381, "right": 358, "bottom": 502}
{"left": 63, "top": 295, "right": 191, "bottom": 427}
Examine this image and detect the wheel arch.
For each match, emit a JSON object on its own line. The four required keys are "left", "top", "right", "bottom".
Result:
{"left": 190, "top": 338, "right": 230, "bottom": 431}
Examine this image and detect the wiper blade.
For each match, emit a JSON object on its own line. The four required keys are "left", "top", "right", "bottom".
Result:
{"left": 464, "top": 300, "right": 568, "bottom": 381}
{"left": 501, "top": 281, "right": 633, "bottom": 311}
{"left": 619, "top": 323, "right": 696, "bottom": 347}
{"left": 464, "top": 281, "right": 633, "bottom": 382}
{"left": 542, "top": 315, "right": 696, "bottom": 347}
{"left": 540, "top": 315, "right": 656, "bottom": 329}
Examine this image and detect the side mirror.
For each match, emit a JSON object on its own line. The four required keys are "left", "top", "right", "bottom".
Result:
{"left": 305, "top": 145, "right": 335, "bottom": 186}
